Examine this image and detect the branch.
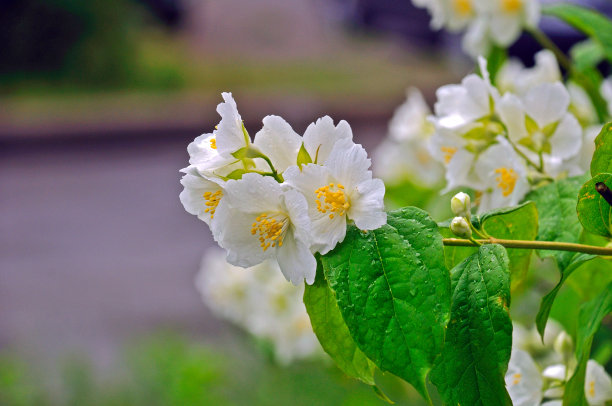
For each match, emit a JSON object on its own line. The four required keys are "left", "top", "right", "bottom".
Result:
{"left": 443, "top": 238, "right": 612, "bottom": 256}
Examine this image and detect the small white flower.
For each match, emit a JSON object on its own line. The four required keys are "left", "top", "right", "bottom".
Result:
{"left": 195, "top": 249, "right": 322, "bottom": 364}
{"left": 568, "top": 81, "right": 598, "bottom": 127}
{"left": 474, "top": 137, "right": 530, "bottom": 213}
{"left": 284, "top": 139, "right": 386, "bottom": 255}
{"left": 213, "top": 173, "right": 316, "bottom": 285}
{"left": 179, "top": 173, "right": 225, "bottom": 226}
{"left": 389, "top": 88, "right": 434, "bottom": 142}
{"left": 373, "top": 88, "right": 443, "bottom": 186}
{"left": 601, "top": 77, "right": 612, "bottom": 118}
{"left": 506, "top": 349, "right": 543, "bottom": 406}
{"left": 497, "top": 82, "right": 582, "bottom": 160}
{"left": 497, "top": 50, "right": 561, "bottom": 96}
{"left": 187, "top": 92, "right": 252, "bottom": 178}
{"left": 585, "top": 360, "right": 612, "bottom": 406}
{"left": 542, "top": 364, "right": 567, "bottom": 381}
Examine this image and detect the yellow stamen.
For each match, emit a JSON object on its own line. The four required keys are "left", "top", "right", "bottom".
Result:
{"left": 588, "top": 380, "right": 595, "bottom": 398}
{"left": 512, "top": 373, "right": 522, "bottom": 385}
{"left": 315, "top": 183, "right": 350, "bottom": 218}
{"left": 494, "top": 167, "right": 518, "bottom": 197}
{"left": 250, "top": 213, "right": 288, "bottom": 251}
{"left": 203, "top": 190, "right": 223, "bottom": 219}
{"left": 441, "top": 146, "right": 458, "bottom": 165}
{"left": 453, "top": 0, "right": 473, "bottom": 16}
{"left": 210, "top": 137, "right": 217, "bottom": 149}
{"left": 502, "top": 0, "right": 522, "bottom": 13}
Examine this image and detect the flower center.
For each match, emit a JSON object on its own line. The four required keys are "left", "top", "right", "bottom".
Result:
{"left": 588, "top": 380, "right": 595, "bottom": 398}
{"left": 315, "top": 183, "right": 350, "bottom": 219}
{"left": 441, "top": 146, "right": 458, "bottom": 165}
{"left": 203, "top": 190, "right": 223, "bottom": 219}
{"left": 453, "top": 0, "right": 473, "bottom": 16}
{"left": 502, "top": 0, "right": 522, "bottom": 13}
{"left": 210, "top": 137, "right": 217, "bottom": 149}
{"left": 251, "top": 213, "right": 288, "bottom": 251}
{"left": 494, "top": 167, "right": 518, "bottom": 197}
{"left": 512, "top": 373, "right": 522, "bottom": 385}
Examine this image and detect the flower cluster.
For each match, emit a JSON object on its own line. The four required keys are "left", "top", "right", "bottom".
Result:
{"left": 180, "top": 93, "right": 386, "bottom": 285}
{"left": 427, "top": 53, "right": 605, "bottom": 212}
{"left": 506, "top": 321, "right": 612, "bottom": 406}
{"left": 412, "top": 0, "right": 540, "bottom": 58}
{"left": 373, "top": 88, "right": 444, "bottom": 187}
{"left": 195, "top": 249, "right": 323, "bottom": 364}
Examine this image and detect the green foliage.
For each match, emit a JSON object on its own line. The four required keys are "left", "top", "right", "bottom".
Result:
{"left": 544, "top": 4, "right": 612, "bottom": 63}
{"left": 591, "top": 123, "right": 612, "bottom": 177}
{"left": 563, "top": 282, "right": 612, "bottom": 406}
{"left": 525, "top": 176, "right": 587, "bottom": 270}
{"left": 570, "top": 40, "right": 605, "bottom": 71}
{"left": 442, "top": 202, "right": 538, "bottom": 293}
{"left": 303, "top": 262, "right": 376, "bottom": 386}
{"left": 430, "top": 245, "right": 513, "bottom": 406}
{"left": 321, "top": 207, "right": 450, "bottom": 399}
{"left": 535, "top": 253, "right": 596, "bottom": 339}
{"left": 577, "top": 173, "right": 612, "bottom": 237}
{"left": 485, "top": 46, "right": 508, "bottom": 84}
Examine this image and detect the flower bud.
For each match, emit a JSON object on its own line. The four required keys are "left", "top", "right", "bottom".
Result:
{"left": 450, "top": 217, "right": 472, "bottom": 239}
{"left": 554, "top": 331, "right": 574, "bottom": 360}
{"left": 451, "top": 192, "right": 471, "bottom": 219}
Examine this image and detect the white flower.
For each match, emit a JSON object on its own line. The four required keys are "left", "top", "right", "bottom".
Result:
{"left": 497, "top": 82, "right": 582, "bottom": 161}
{"left": 497, "top": 50, "right": 561, "bottom": 96}
{"left": 450, "top": 216, "right": 472, "bottom": 238}
{"left": 213, "top": 173, "right": 316, "bottom": 285}
{"left": 373, "top": 88, "right": 443, "bottom": 186}
{"left": 284, "top": 139, "right": 386, "bottom": 255}
{"left": 412, "top": 0, "right": 476, "bottom": 32}
{"left": 389, "top": 88, "right": 434, "bottom": 142}
{"left": 601, "top": 77, "right": 612, "bottom": 118}
{"left": 195, "top": 249, "right": 322, "bottom": 364}
{"left": 179, "top": 173, "right": 225, "bottom": 226}
{"left": 474, "top": 137, "right": 530, "bottom": 213}
{"left": 568, "top": 82, "right": 598, "bottom": 127}
{"left": 585, "top": 360, "right": 612, "bottom": 406}
{"left": 187, "top": 93, "right": 251, "bottom": 178}
{"left": 465, "top": 0, "right": 540, "bottom": 58}
{"left": 429, "top": 58, "right": 500, "bottom": 190}
{"left": 506, "top": 349, "right": 543, "bottom": 406}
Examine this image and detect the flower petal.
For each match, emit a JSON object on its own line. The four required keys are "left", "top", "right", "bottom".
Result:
{"left": 216, "top": 92, "right": 248, "bottom": 155}
{"left": 223, "top": 173, "right": 282, "bottom": 213}
{"left": 276, "top": 230, "right": 317, "bottom": 285}
{"left": 253, "top": 115, "right": 302, "bottom": 173}
{"left": 350, "top": 178, "right": 387, "bottom": 230}
{"left": 523, "top": 82, "right": 570, "bottom": 127}
{"left": 303, "top": 116, "right": 353, "bottom": 165}
{"left": 325, "top": 139, "right": 372, "bottom": 188}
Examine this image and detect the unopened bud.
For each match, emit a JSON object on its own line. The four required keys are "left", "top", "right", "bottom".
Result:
{"left": 451, "top": 192, "right": 471, "bottom": 219}
{"left": 450, "top": 217, "right": 472, "bottom": 239}
{"left": 554, "top": 331, "right": 574, "bottom": 360}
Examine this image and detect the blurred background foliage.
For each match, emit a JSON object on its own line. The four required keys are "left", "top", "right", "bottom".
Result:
{"left": 0, "top": 333, "right": 426, "bottom": 406}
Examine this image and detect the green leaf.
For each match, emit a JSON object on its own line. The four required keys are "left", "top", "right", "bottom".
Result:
{"left": 430, "top": 245, "right": 513, "bottom": 406}
{"left": 481, "top": 202, "right": 539, "bottom": 293}
{"left": 486, "top": 45, "right": 507, "bottom": 84}
{"left": 303, "top": 261, "right": 376, "bottom": 386}
{"left": 525, "top": 176, "right": 587, "bottom": 270}
{"left": 563, "top": 281, "right": 612, "bottom": 406}
{"left": 535, "top": 253, "right": 596, "bottom": 340}
{"left": 570, "top": 39, "right": 605, "bottom": 71}
{"left": 577, "top": 173, "right": 612, "bottom": 237}
{"left": 322, "top": 207, "right": 450, "bottom": 399}
{"left": 296, "top": 143, "right": 312, "bottom": 167}
{"left": 224, "top": 168, "right": 248, "bottom": 180}
{"left": 591, "top": 123, "right": 612, "bottom": 177}
{"left": 544, "top": 4, "right": 612, "bottom": 63}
